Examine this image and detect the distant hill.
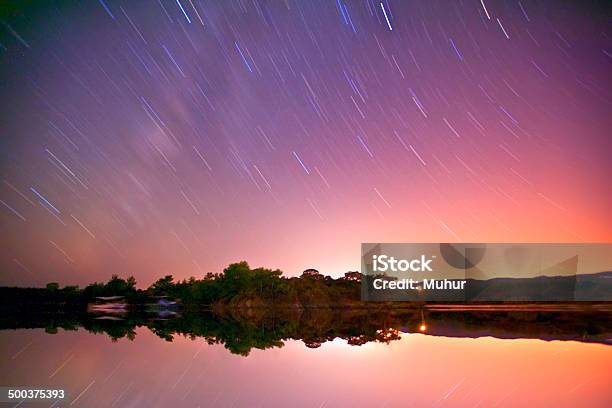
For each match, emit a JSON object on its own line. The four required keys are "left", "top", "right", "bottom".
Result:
{"left": 466, "top": 271, "right": 612, "bottom": 301}
{"left": 365, "top": 271, "right": 612, "bottom": 302}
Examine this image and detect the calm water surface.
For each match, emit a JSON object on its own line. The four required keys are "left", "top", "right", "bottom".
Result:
{"left": 1, "top": 327, "right": 611, "bottom": 407}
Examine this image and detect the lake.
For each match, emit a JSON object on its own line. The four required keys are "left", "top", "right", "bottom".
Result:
{"left": 1, "top": 308, "right": 611, "bottom": 407}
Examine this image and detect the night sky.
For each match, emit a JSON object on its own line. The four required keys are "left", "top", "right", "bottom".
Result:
{"left": 0, "top": 1, "right": 610, "bottom": 287}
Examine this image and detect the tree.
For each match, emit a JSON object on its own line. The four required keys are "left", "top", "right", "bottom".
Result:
{"left": 301, "top": 269, "right": 324, "bottom": 280}
{"left": 343, "top": 271, "right": 362, "bottom": 282}
{"left": 149, "top": 275, "right": 174, "bottom": 296}
{"left": 126, "top": 276, "right": 137, "bottom": 290}
{"left": 46, "top": 282, "right": 59, "bottom": 291}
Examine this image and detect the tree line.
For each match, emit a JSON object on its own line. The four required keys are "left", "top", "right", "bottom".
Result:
{"left": 0, "top": 261, "right": 365, "bottom": 308}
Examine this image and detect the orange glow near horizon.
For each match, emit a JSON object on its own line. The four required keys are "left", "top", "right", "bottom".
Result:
{"left": 2, "top": 328, "right": 611, "bottom": 407}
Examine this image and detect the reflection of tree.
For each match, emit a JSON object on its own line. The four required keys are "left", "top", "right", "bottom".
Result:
{"left": 2, "top": 308, "right": 611, "bottom": 355}
{"left": 82, "top": 318, "right": 139, "bottom": 342}
{"left": 147, "top": 313, "right": 289, "bottom": 356}
{"left": 142, "top": 309, "right": 410, "bottom": 356}
{"left": 2, "top": 262, "right": 612, "bottom": 354}
{"left": 375, "top": 328, "right": 401, "bottom": 343}
{"left": 0, "top": 308, "right": 414, "bottom": 355}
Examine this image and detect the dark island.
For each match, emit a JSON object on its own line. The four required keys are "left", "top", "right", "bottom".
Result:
{"left": 1, "top": 262, "right": 611, "bottom": 356}
{"left": 0, "top": 262, "right": 366, "bottom": 311}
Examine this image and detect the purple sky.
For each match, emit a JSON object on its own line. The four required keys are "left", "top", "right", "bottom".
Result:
{"left": 0, "top": 1, "right": 611, "bottom": 287}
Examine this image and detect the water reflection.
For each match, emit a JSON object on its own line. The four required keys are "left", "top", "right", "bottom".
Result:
{"left": 2, "top": 306, "right": 610, "bottom": 356}
{"left": 1, "top": 322, "right": 611, "bottom": 407}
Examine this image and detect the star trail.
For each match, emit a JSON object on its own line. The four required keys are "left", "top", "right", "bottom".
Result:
{"left": 0, "top": 1, "right": 610, "bottom": 286}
